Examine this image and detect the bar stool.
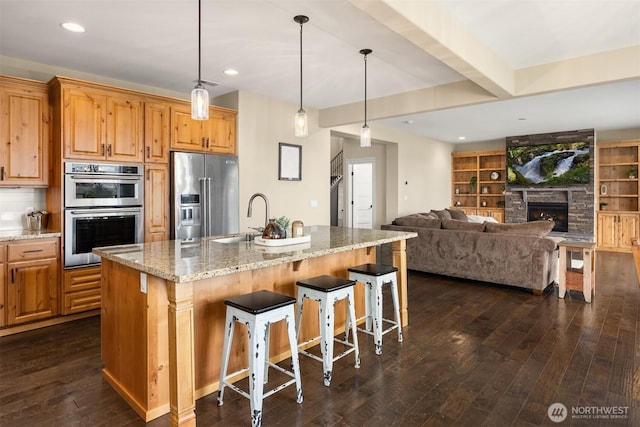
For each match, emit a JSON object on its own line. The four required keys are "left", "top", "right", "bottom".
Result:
{"left": 347, "top": 263, "right": 403, "bottom": 355}
{"left": 217, "top": 290, "right": 303, "bottom": 427}
{"left": 295, "top": 275, "right": 360, "bottom": 386}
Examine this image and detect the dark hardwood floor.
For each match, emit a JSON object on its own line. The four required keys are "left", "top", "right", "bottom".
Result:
{"left": 1, "top": 252, "right": 638, "bottom": 426}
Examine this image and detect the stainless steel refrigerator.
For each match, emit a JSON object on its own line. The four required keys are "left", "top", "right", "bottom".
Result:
{"left": 170, "top": 152, "right": 239, "bottom": 240}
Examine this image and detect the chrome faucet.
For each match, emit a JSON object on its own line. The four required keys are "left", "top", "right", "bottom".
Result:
{"left": 247, "top": 193, "right": 270, "bottom": 230}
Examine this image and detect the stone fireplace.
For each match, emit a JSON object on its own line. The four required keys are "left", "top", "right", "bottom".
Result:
{"left": 527, "top": 202, "right": 569, "bottom": 232}
{"left": 504, "top": 129, "right": 595, "bottom": 239}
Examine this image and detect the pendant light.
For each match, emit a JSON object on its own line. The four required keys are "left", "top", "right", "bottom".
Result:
{"left": 294, "top": 15, "right": 309, "bottom": 137}
{"left": 360, "top": 49, "right": 372, "bottom": 147}
{"left": 191, "top": 0, "right": 209, "bottom": 120}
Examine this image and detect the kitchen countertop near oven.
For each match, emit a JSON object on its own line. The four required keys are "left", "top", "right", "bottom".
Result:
{"left": 93, "top": 225, "right": 417, "bottom": 283}
{"left": 0, "top": 229, "right": 61, "bottom": 242}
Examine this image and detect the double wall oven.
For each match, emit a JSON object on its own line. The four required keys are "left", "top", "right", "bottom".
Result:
{"left": 64, "top": 162, "right": 144, "bottom": 268}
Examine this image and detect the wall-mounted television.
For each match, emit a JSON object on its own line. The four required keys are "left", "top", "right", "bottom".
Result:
{"left": 506, "top": 141, "right": 590, "bottom": 186}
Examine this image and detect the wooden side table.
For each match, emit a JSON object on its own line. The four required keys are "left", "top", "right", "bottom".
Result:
{"left": 558, "top": 241, "right": 596, "bottom": 303}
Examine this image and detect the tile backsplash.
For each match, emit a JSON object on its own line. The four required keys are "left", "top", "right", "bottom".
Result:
{"left": 0, "top": 188, "right": 46, "bottom": 230}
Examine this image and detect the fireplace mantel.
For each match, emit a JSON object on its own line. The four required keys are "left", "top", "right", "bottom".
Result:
{"left": 510, "top": 186, "right": 590, "bottom": 204}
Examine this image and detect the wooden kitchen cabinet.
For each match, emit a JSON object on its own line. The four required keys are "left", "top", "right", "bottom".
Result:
{"left": 144, "top": 102, "right": 170, "bottom": 163}
{"left": 0, "top": 76, "right": 50, "bottom": 187}
{"left": 0, "top": 244, "right": 6, "bottom": 327}
{"left": 144, "top": 163, "right": 170, "bottom": 242}
{"left": 63, "top": 265, "right": 101, "bottom": 315}
{"left": 6, "top": 238, "right": 59, "bottom": 325}
{"left": 171, "top": 104, "right": 236, "bottom": 155}
{"left": 597, "top": 212, "right": 639, "bottom": 252}
{"left": 50, "top": 77, "right": 144, "bottom": 162}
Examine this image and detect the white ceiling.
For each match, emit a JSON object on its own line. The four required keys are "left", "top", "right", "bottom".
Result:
{"left": 1, "top": 0, "right": 639, "bottom": 143}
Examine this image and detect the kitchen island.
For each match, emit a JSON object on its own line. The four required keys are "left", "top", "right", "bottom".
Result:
{"left": 94, "top": 225, "right": 416, "bottom": 426}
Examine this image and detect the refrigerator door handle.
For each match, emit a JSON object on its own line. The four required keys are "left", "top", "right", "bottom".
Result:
{"left": 200, "top": 177, "right": 208, "bottom": 237}
{"left": 200, "top": 177, "right": 212, "bottom": 237}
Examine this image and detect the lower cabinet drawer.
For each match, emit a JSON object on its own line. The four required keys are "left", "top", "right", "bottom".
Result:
{"left": 63, "top": 265, "right": 101, "bottom": 314}
{"left": 63, "top": 289, "right": 101, "bottom": 315}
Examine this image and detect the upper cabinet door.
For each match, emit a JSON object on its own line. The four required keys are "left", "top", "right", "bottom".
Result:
{"left": 171, "top": 104, "right": 237, "bottom": 155}
{"left": 205, "top": 109, "right": 236, "bottom": 155}
{"left": 106, "top": 94, "right": 144, "bottom": 162}
{"left": 0, "top": 77, "right": 49, "bottom": 187}
{"left": 61, "top": 83, "right": 144, "bottom": 162}
{"left": 144, "top": 102, "right": 170, "bottom": 163}
{"left": 170, "top": 106, "right": 204, "bottom": 152}
{"left": 63, "top": 86, "right": 108, "bottom": 160}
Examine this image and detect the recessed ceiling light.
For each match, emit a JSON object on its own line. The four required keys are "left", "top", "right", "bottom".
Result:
{"left": 61, "top": 22, "right": 86, "bottom": 33}
{"left": 458, "top": 136, "right": 466, "bottom": 140}
{"left": 402, "top": 120, "right": 413, "bottom": 124}
{"left": 223, "top": 68, "right": 239, "bottom": 76}
{"left": 518, "top": 117, "right": 527, "bottom": 121}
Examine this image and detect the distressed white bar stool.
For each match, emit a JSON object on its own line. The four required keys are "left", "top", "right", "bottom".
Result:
{"left": 347, "top": 263, "right": 403, "bottom": 355}
{"left": 295, "top": 275, "right": 360, "bottom": 386}
{"left": 217, "top": 290, "right": 303, "bottom": 427}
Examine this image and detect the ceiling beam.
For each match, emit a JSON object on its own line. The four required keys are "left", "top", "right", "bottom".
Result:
{"left": 348, "top": 0, "right": 515, "bottom": 99}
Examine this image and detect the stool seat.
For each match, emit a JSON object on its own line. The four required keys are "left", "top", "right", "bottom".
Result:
{"left": 348, "top": 263, "right": 403, "bottom": 355}
{"left": 218, "top": 290, "right": 302, "bottom": 427}
{"left": 225, "top": 290, "right": 296, "bottom": 314}
{"left": 348, "top": 263, "right": 398, "bottom": 276}
{"left": 296, "top": 275, "right": 356, "bottom": 292}
{"left": 296, "top": 275, "right": 360, "bottom": 386}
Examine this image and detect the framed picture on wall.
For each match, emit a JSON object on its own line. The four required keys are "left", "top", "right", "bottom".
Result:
{"left": 279, "top": 142, "right": 302, "bottom": 181}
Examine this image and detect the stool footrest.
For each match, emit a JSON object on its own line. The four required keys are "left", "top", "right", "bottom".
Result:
{"left": 358, "top": 322, "right": 400, "bottom": 337}
{"left": 299, "top": 344, "right": 357, "bottom": 364}
{"left": 221, "top": 361, "right": 299, "bottom": 401}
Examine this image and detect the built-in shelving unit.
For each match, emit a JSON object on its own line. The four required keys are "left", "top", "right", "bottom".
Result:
{"left": 451, "top": 150, "right": 506, "bottom": 221}
{"left": 597, "top": 140, "right": 639, "bottom": 252}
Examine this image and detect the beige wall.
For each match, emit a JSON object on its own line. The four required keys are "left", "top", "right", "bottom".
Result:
{"left": 234, "top": 90, "right": 332, "bottom": 231}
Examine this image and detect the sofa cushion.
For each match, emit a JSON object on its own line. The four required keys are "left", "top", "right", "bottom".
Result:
{"left": 394, "top": 216, "right": 441, "bottom": 229}
{"left": 446, "top": 208, "right": 468, "bottom": 221}
{"left": 419, "top": 211, "right": 439, "bottom": 220}
{"left": 441, "top": 218, "right": 484, "bottom": 232}
{"left": 430, "top": 209, "right": 452, "bottom": 220}
{"left": 484, "top": 220, "right": 554, "bottom": 237}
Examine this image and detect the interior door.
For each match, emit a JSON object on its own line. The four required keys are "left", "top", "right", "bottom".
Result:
{"left": 349, "top": 161, "right": 374, "bottom": 229}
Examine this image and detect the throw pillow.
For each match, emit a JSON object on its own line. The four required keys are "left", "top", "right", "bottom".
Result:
{"left": 419, "top": 211, "right": 439, "bottom": 220}
{"left": 484, "top": 221, "right": 554, "bottom": 237}
{"left": 430, "top": 209, "right": 452, "bottom": 220}
{"left": 446, "top": 208, "right": 468, "bottom": 221}
{"left": 441, "top": 218, "right": 485, "bottom": 232}
{"left": 394, "top": 216, "right": 441, "bottom": 229}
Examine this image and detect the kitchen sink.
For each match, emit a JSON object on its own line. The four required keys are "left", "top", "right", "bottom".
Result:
{"left": 211, "top": 234, "right": 256, "bottom": 244}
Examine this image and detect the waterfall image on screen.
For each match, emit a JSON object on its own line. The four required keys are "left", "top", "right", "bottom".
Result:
{"left": 507, "top": 141, "right": 590, "bottom": 185}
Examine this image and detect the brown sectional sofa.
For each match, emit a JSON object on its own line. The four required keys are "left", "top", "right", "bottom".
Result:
{"left": 380, "top": 211, "right": 563, "bottom": 293}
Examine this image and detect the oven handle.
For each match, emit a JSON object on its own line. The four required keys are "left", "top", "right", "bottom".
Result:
{"left": 68, "top": 174, "right": 142, "bottom": 181}
{"left": 68, "top": 208, "right": 143, "bottom": 215}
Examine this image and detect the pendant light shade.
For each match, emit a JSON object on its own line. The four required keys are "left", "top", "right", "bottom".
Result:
{"left": 294, "top": 15, "right": 309, "bottom": 137}
{"left": 360, "top": 49, "right": 372, "bottom": 147}
{"left": 191, "top": 0, "right": 209, "bottom": 120}
{"left": 191, "top": 83, "right": 209, "bottom": 120}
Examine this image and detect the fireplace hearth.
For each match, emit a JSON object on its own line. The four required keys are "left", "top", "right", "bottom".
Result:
{"left": 527, "top": 202, "right": 569, "bottom": 232}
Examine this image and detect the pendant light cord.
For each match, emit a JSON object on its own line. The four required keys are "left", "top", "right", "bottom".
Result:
{"left": 364, "top": 53, "right": 368, "bottom": 126}
{"left": 299, "top": 19, "right": 303, "bottom": 110}
{"left": 197, "top": 0, "right": 202, "bottom": 85}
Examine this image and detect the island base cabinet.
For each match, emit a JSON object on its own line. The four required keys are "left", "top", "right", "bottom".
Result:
{"left": 100, "top": 248, "right": 374, "bottom": 421}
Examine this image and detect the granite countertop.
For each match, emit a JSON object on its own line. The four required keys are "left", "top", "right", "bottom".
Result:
{"left": 93, "top": 225, "right": 417, "bottom": 283}
{"left": 0, "top": 229, "right": 62, "bottom": 242}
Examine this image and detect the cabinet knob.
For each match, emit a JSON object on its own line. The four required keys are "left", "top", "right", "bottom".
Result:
{"left": 0, "top": 166, "right": 4, "bottom": 181}
{"left": 101, "top": 144, "right": 106, "bottom": 156}
{"left": 146, "top": 146, "right": 151, "bottom": 158}
{"left": 107, "top": 144, "right": 113, "bottom": 156}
